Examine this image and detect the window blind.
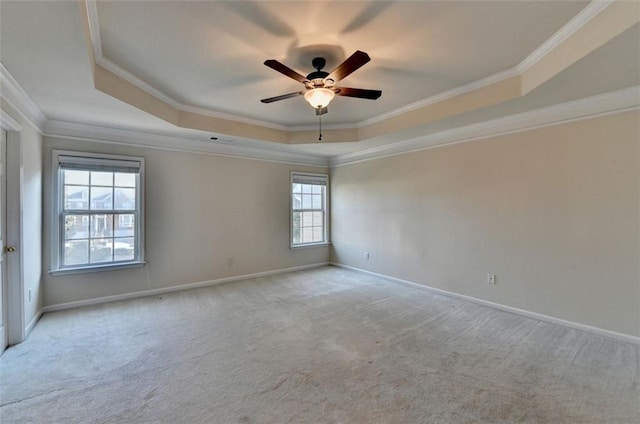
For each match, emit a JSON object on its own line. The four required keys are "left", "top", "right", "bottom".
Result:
{"left": 292, "top": 173, "right": 327, "bottom": 186}
{"left": 58, "top": 155, "right": 141, "bottom": 173}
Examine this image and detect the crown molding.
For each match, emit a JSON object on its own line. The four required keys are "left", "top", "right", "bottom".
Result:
{"left": 360, "top": 67, "right": 521, "bottom": 128}
{"left": 0, "top": 109, "right": 23, "bottom": 132}
{"left": 177, "top": 102, "right": 289, "bottom": 131}
{"left": 0, "top": 62, "right": 46, "bottom": 132}
{"left": 85, "top": 1, "right": 289, "bottom": 132}
{"left": 96, "top": 52, "right": 291, "bottom": 130}
{"left": 43, "top": 120, "right": 329, "bottom": 167}
{"left": 517, "top": 0, "right": 614, "bottom": 74}
{"left": 85, "top": 0, "right": 102, "bottom": 59}
{"left": 330, "top": 86, "right": 640, "bottom": 167}
{"left": 95, "top": 56, "right": 291, "bottom": 132}
{"left": 42, "top": 85, "right": 639, "bottom": 169}
{"left": 286, "top": 68, "right": 516, "bottom": 133}
{"left": 95, "top": 57, "right": 181, "bottom": 110}
{"left": 287, "top": 120, "right": 365, "bottom": 132}
{"left": 82, "top": 1, "right": 616, "bottom": 134}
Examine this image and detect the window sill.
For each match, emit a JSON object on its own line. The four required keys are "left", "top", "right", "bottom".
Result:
{"left": 49, "top": 261, "right": 146, "bottom": 276}
{"left": 290, "top": 242, "right": 331, "bottom": 249}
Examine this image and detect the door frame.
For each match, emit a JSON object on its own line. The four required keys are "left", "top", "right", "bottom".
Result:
{"left": 1, "top": 110, "right": 25, "bottom": 347}
{"left": 0, "top": 128, "right": 7, "bottom": 352}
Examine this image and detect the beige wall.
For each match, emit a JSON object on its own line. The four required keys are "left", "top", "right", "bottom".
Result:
{"left": 43, "top": 137, "right": 329, "bottom": 306}
{"left": 331, "top": 111, "right": 640, "bottom": 337}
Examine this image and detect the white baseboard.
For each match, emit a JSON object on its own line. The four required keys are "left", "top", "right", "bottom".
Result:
{"left": 42, "top": 262, "right": 329, "bottom": 313}
{"left": 25, "top": 310, "right": 43, "bottom": 337}
{"left": 330, "top": 262, "right": 640, "bottom": 346}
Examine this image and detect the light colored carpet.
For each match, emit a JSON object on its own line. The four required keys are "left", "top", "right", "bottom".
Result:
{"left": 1, "top": 266, "right": 638, "bottom": 423}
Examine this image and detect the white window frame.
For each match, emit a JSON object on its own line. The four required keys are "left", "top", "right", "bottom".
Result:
{"left": 50, "top": 150, "right": 145, "bottom": 275}
{"left": 290, "top": 172, "right": 329, "bottom": 248}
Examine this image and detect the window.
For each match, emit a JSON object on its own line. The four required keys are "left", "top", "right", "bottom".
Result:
{"left": 291, "top": 172, "right": 328, "bottom": 247}
{"left": 51, "top": 151, "right": 145, "bottom": 274}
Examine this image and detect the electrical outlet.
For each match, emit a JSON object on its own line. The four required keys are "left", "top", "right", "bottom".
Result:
{"left": 363, "top": 252, "right": 370, "bottom": 260}
{"left": 487, "top": 273, "right": 496, "bottom": 285}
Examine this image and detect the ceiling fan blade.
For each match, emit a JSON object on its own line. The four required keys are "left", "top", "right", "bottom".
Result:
{"left": 264, "top": 60, "right": 308, "bottom": 83}
{"left": 260, "top": 91, "right": 303, "bottom": 103}
{"left": 335, "top": 87, "right": 382, "bottom": 100}
{"left": 327, "top": 50, "right": 371, "bottom": 82}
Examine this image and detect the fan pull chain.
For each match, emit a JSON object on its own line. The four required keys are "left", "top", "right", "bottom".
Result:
{"left": 318, "top": 114, "right": 322, "bottom": 142}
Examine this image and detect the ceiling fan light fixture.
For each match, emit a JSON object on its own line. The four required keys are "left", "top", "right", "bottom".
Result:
{"left": 304, "top": 88, "right": 335, "bottom": 109}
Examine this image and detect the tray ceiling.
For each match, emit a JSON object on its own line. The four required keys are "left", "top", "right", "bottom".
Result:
{"left": 0, "top": 1, "right": 638, "bottom": 161}
{"left": 94, "top": 0, "right": 586, "bottom": 126}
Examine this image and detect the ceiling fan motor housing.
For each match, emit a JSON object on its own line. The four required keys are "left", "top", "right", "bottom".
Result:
{"left": 307, "top": 57, "right": 330, "bottom": 87}
{"left": 312, "top": 57, "right": 326, "bottom": 70}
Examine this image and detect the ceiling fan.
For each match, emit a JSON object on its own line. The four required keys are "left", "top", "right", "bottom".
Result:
{"left": 260, "top": 50, "right": 382, "bottom": 116}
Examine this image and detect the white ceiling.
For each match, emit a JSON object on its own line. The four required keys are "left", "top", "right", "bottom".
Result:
{"left": 95, "top": 0, "right": 586, "bottom": 126}
{"left": 0, "top": 1, "right": 638, "bottom": 160}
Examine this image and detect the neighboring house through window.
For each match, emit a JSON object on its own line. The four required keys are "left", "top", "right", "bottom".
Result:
{"left": 291, "top": 172, "right": 328, "bottom": 247}
{"left": 51, "top": 151, "right": 145, "bottom": 274}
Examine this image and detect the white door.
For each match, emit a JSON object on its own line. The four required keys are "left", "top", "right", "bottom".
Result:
{"left": 0, "top": 129, "right": 7, "bottom": 353}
